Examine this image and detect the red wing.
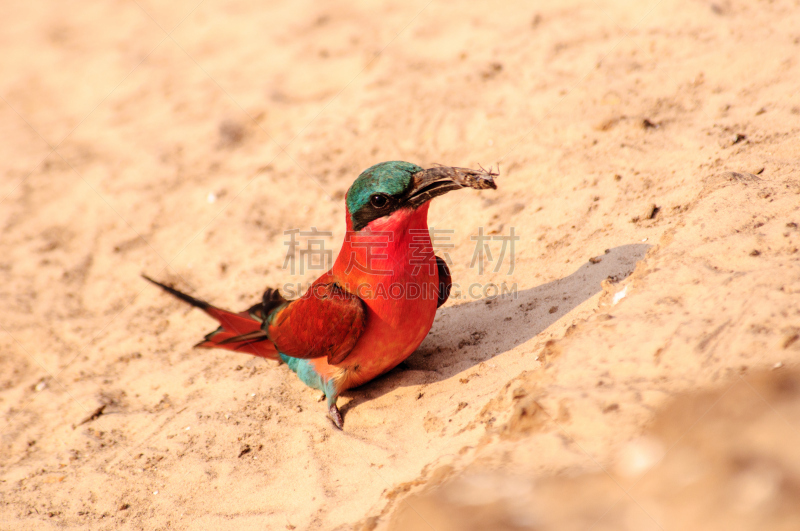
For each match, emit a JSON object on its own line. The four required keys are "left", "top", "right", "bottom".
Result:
{"left": 267, "top": 276, "right": 366, "bottom": 365}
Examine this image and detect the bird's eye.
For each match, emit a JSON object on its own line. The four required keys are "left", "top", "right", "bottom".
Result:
{"left": 370, "top": 194, "right": 389, "bottom": 208}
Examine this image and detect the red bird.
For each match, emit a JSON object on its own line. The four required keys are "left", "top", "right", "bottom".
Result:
{"left": 144, "top": 161, "right": 496, "bottom": 428}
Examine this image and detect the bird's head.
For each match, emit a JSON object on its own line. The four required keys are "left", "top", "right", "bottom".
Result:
{"left": 345, "top": 161, "right": 497, "bottom": 231}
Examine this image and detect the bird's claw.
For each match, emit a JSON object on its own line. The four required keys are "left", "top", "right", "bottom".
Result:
{"left": 329, "top": 403, "right": 343, "bottom": 430}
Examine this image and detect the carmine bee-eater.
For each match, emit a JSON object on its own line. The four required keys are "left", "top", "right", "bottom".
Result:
{"left": 144, "top": 161, "right": 496, "bottom": 428}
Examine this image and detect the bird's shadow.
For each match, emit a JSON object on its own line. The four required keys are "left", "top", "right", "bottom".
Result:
{"left": 339, "top": 243, "right": 650, "bottom": 417}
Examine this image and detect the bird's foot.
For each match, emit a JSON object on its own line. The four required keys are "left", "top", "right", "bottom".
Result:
{"left": 329, "top": 403, "right": 343, "bottom": 430}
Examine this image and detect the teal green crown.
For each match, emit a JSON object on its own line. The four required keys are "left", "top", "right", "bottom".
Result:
{"left": 345, "top": 161, "right": 422, "bottom": 215}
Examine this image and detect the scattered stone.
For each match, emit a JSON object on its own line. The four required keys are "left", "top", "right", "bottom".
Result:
{"left": 75, "top": 404, "right": 106, "bottom": 429}
{"left": 481, "top": 62, "right": 503, "bottom": 80}
{"left": 218, "top": 119, "right": 246, "bottom": 147}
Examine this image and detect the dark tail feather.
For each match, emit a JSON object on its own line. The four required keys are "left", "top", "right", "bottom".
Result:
{"left": 142, "top": 274, "right": 280, "bottom": 359}
{"left": 142, "top": 274, "right": 210, "bottom": 310}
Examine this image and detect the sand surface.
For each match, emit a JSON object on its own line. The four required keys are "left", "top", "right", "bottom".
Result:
{"left": 1, "top": 1, "right": 799, "bottom": 530}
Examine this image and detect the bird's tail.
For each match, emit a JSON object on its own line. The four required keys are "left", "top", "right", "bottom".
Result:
{"left": 142, "top": 275, "right": 286, "bottom": 359}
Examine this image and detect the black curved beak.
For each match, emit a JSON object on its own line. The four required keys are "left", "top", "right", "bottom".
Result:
{"left": 406, "top": 165, "right": 498, "bottom": 209}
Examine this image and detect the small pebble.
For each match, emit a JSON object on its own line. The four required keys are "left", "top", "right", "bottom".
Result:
{"left": 613, "top": 285, "right": 629, "bottom": 305}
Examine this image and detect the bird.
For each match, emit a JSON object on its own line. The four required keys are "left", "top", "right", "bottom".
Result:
{"left": 143, "top": 161, "right": 497, "bottom": 428}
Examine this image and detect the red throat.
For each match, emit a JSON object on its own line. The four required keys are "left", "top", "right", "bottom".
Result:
{"left": 334, "top": 203, "right": 433, "bottom": 285}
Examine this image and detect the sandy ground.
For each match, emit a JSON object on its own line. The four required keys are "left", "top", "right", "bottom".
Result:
{"left": 1, "top": 0, "right": 799, "bottom": 530}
